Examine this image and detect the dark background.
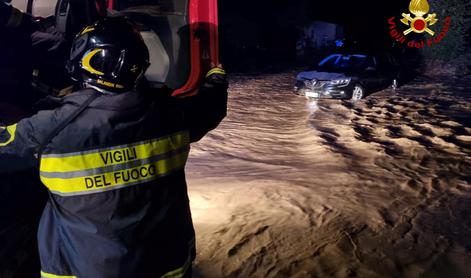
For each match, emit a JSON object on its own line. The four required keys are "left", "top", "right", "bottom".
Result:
{"left": 218, "top": 0, "right": 413, "bottom": 71}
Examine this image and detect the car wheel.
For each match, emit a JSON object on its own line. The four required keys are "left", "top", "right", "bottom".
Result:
{"left": 351, "top": 85, "right": 364, "bottom": 101}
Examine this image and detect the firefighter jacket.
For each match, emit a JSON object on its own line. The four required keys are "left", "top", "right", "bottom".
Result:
{"left": 0, "top": 79, "right": 227, "bottom": 277}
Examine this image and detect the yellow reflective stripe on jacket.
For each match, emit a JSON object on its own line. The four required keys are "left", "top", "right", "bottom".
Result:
{"left": 40, "top": 270, "right": 77, "bottom": 278}
{"left": 39, "top": 131, "right": 190, "bottom": 196}
{"left": 0, "top": 124, "right": 17, "bottom": 147}
{"left": 41, "top": 151, "right": 188, "bottom": 196}
{"left": 40, "top": 131, "right": 189, "bottom": 172}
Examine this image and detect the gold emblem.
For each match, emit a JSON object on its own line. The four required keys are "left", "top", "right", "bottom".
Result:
{"left": 400, "top": 0, "right": 438, "bottom": 36}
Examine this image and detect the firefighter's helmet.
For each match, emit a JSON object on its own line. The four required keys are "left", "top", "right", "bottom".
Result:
{"left": 67, "top": 17, "right": 150, "bottom": 92}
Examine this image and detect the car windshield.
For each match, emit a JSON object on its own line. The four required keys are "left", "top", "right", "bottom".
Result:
{"left": 318, "top": 54, "right": 372, "bottom": 71}
{"left": 115, "top": 0, "right": 187, "bottom": 14}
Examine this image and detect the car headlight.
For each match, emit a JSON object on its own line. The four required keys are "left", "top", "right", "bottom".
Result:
{"left": 329, "top": 78, "right": 351, "bottom": 86}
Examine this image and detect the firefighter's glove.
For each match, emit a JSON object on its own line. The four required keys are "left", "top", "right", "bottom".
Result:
{"left": 203, "top": 67, "right": 228, "bottom": 91}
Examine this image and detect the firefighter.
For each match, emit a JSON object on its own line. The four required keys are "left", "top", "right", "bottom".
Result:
{"left": 0, "top": 16, "right": 228, "bottom": 278}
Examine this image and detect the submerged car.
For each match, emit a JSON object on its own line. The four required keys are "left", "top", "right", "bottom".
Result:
{"left": 294, "top": 53, "right": 400, "bottom": 100}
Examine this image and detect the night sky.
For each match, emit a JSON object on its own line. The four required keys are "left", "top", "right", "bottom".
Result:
{"left": 219, "top": 0, "right": 412, "bottom": 70}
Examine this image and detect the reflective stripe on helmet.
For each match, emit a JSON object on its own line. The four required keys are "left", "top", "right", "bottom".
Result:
{"left": 80, "top": 26, "right": 95, "bottom": 35}
{"left": 81, "top": 48, "right": 105, "bottom": 76}
{"left": 97, "top": 79, "right": 124, "bottom": 89}
{"left": 39, "top": 131, "right": 190, "bottom": 196}
{"left": 205, "top": 67, "right": 226, "bottom": 78}
{"left": 0, "top": 124, "right": 17, "bottom": 147}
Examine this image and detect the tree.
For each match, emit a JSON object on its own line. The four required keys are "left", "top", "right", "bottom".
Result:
{"left": 422, "top": 0, "right": 471, "bottom": 73}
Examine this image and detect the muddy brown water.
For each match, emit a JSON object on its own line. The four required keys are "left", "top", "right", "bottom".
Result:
{"left": 0, "top": 73, "right": 470, "bottom": 277}
{"left": 187, "top": 73, "right": 471, "bottom": 278}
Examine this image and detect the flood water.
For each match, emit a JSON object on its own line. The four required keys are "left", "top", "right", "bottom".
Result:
{"left": 187, "top": 73, "right": 471, "bottom": 278}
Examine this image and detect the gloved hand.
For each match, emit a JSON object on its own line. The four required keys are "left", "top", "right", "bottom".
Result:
{"left": 203, "top": 65, "right": 228, "bottom": 90}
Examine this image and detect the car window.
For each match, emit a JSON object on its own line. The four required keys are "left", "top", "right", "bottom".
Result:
{"left": 113, "top": 0, "right": 190, "bottom": 88}
{"left": 364, "top": 56, "right": 376, "bottom": 69}
{"left": 317, "top": 54, "right": 377, "bottom": 71}
{"left": 338, "top": 55, "right": 367, "bottom": 69}
{"left": 318, "top": 54, "right": 341, "bottom": 69}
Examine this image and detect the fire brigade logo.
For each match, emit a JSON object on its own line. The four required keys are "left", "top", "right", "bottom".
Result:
{"left": 400, "top": 0, "right": 437, "bottom": 36}
{"left": 388, "top": 0, "right": 451, "bottom": 49}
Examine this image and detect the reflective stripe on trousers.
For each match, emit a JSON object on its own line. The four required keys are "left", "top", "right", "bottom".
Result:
{"left": 161, "top": 237, "right": 195, "bottom": 278}
{"left": 40, "top": 238, "right": 195, "bottom": 278}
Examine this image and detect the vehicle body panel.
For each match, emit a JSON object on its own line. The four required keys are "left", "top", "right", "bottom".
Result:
{"left": 172, "top": 0, "right": 219, "bottom": 97}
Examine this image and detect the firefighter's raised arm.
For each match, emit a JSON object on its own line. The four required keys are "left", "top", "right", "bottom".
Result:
{"left": 180, "top": 66, "right": 228, "bottom": 142}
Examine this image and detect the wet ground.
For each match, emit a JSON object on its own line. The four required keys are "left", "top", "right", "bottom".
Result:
{"left": 187, "top": 73, "right": 471, "bottom": 277}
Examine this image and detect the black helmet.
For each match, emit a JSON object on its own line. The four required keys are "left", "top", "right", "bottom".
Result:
{"left": 67, "top": 17, "right": 150, "bottom": 93}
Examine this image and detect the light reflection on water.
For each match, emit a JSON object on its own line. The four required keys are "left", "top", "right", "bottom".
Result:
{"left": 188, "top": 73, "right": 471, "bottom": 277}
{"left": 306, "top": 98, "right": 320, "bottom": 115}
